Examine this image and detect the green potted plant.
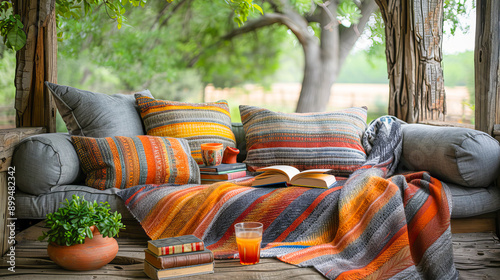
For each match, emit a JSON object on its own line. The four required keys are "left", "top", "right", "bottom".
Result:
{"left": 38, "top": 195, "right": 126, "bottom": 271}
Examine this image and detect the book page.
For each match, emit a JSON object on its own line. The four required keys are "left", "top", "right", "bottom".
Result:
{"left": 291, "top": 173, "right": 336, "bottom": 188}
{"left": 256, "top": 165, "right": 300, "bottom": 181}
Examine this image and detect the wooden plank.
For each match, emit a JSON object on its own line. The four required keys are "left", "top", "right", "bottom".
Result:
{"left": 5, "top": 222, "right": 500, "bottom": 279}
{"left": 0, "top": 127, "right": 45, "bottom": 172}
{"left": 453, "top": 233, "right": 500, "bottom": 279}
{"left": 474, "top": 0, "right": 500, "bottom": 135}
{"left": 451, "top": 213, "right": 497, "bottom": 234}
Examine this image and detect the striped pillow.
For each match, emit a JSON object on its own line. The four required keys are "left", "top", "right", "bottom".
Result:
{"left": 240, "top": 105, "right": 368, "bottom": 176}
{"left": 136, "top": 95, "right": 237, "bottom": 164}
{"left": 72, "top": 135, "right": 200, "bottom": 190}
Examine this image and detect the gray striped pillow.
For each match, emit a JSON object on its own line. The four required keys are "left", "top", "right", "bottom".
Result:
{"left": 240, "top": 105, "right": 368, "bottom": 176}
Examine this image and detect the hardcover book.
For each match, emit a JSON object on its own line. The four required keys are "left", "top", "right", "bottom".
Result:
{"left": 199, "top": 168, "right": 247, "bottom": 175}
{"left": 199, "top": 162, "right": 246, "bottom": 173}
{"left": 252, "top": 165, "right": 337, "bottom": 189}
{"left": 143, "top": 260, "right": 214, "bottom": 280}
{"left": 200, "top": 170, "right": 247, "bottom": 180}
{"left": 144, "top": 248, "right": 214, "bottom": 269}
{"left": 147, "top": 235, "right": 204, "bottom": 256}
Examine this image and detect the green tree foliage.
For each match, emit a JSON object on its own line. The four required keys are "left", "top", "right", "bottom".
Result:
{"left": 55, "top": 1, "right": 283, "bottom": 100}
{"left": 0, "top": 0, "right": 262, "bottom": 51}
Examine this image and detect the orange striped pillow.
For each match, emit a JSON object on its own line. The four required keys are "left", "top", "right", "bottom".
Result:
{"left": 136, "top": 95, "right": 236, "bottom": 164}
{"left": 72, "top": 135, "right": 200, "bottom": 190}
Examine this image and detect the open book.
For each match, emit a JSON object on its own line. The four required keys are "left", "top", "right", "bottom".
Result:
{"left": 252, "top": 165, "right": 337, "bottom": 189}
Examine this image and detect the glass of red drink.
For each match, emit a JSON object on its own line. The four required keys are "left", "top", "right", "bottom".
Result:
{"left": 235, "top": 222, "right": 263, "bottom": 265}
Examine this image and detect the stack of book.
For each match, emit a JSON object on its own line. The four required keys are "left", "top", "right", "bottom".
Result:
{"left": 144, "top": 235, "right": 214, "bottom": 279}
{"left": 199, "top": 162, "right": 248, "bottom": 184}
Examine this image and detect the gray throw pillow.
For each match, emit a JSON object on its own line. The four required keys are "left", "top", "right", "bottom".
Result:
{"left": 46, "top": 82, "right": 153, "bottom": 137}
{"left": 12, "top": 133, "right": 84, "bottom": 195}
{"left": 400, "top": 124, "right": 500, "bottom": 187}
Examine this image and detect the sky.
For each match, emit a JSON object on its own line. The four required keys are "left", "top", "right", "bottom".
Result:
{"left": 354, "top": 6, "right": 476, "bottom": 55}
{"left": 442, "top": 7, "right": 476, "bottom": 54}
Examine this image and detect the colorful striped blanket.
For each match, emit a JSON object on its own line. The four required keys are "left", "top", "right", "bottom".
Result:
{"left": 118, "top": 117, "right": 458, "bottom": 279}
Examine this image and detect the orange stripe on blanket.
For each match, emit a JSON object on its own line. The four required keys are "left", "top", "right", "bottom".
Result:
{"left": 206, "top": 188, "right": 281, "bottom": 250}
{"left": 334, "top": 226, "right": 413, "bottom": 280}
{"left": 272, "top": 186, "right": 342, "bottom": 244}
{"left": 335, "top": 177, "right": 399, "bottom": 251}
{"left": 179, "top": 183, "right": 251, "bottom": 236}
{"left": 408, "top": 178, "right": 451, "bottom": 264}
{"left": 142, "top": 186, "right": 207, "bottom": 240}
{"left": 408, "top": 178, "right": 443, "bottom": 244}
{"left": 279, "top": 178, "right": 400, "bottom": 264}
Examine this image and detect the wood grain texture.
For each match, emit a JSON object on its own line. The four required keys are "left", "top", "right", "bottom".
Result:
{"left": 3, "top": 221, "right": 500, "bottom": 279}
{"left": 451, "top": 213, "right": 497, "bottom": 234}
{"left": 474, "top": 0, "right": 500, "bottom": 135}
{"left": 0, "top": 127, "right": 45, "bottom": 172}
{"left": 13, "top": 0, "right": 57, "bottom": 133}
{"left": 375, "top": 0, "right": 446, "bottom": 123}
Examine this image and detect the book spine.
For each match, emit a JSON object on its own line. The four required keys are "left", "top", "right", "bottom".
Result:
{"left": 200, "top": 170, "right": 246, "bottom": 180}
{"left": 144, "top": 261, "right": 160, "bottom": 280}
{"left": 159, "top": 242, "right": 204, "bottom": 255}
{"left": 160, "top": 252, "right": 214, "bottom": 269}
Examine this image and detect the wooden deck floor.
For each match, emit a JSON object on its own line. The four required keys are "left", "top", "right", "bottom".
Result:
{"left": 1, "top": 222, "right": 499, "bottom": 279}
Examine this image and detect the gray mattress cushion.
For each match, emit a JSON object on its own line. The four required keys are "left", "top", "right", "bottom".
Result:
{"left": 12, "top": 133, "right": 84, "bottom": 195}
{"left": 15, "top": 185, "right": 133, "bottom": 220}
{"left": 447, "top": 182, "right": 500, "bottom": 218}
{"left": 46, "top": 82, "right": 152, "bottom": 137}
{"left": 400, "top": 124, "right": 500, "bottom": 187}
{"left": 16, "top": 182, "right": 499, "bottom": 220}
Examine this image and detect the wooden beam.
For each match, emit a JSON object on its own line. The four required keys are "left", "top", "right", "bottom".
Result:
{"left": 451, "top": 213, "right": 497, "bottom": 234}
{"left": 13, "top": 0, "right": 57, "bottom": 133}
{"left": 474, "top": 0, "right": 500, "bottom": 135}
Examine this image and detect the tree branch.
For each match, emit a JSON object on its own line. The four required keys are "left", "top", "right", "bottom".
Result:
{"left": 188, "top": 12, "right": 313, "bottom": 67}
{"left": 158, "top": 0, "right": 189, "bottom": 29}
{"left": 150, "top": 2, "right": 172, "bottom": 30}
{"left": 339, "top": 0, "right": 378, "bottom": 63}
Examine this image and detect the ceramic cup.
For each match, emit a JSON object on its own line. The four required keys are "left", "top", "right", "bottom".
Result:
{"left": 201, "top": 143, "right": 224, "bottom": 166}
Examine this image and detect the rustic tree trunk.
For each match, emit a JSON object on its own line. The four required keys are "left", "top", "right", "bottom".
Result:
{"left": 376, "top": 0, "right": 446, "bottom": 123}
{"left": 13, "top": 0, "right": 57, "bottom": 132}
{"left": 474, "top": 0, "right": 500, "bottom": 135}
{"left": 296, "top": 1, "right": 339, "bottom": 113}
{"left": 296, "top": 0, "right": 378, "bottom": 113}
{"left": 218, "top": 0, "right": 377, "bottom": 113}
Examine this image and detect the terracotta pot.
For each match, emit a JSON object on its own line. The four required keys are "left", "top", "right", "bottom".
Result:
{"left": 47, "top": 226, "right": 119, "bottom": 271}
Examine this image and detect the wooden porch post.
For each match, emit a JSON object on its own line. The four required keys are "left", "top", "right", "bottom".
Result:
{"left": 474, "top": 0, "right": 500, "bottom": 136}
{"left": 376, "top": 0, "right": 446, "bottom": 123}
{"left": 13, "top": 0, "right": 57, "bottom": 133}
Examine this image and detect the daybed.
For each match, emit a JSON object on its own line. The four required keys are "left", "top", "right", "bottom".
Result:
{"left": 12, "top": 83, "right": 500, "bottom": 222}
{"left": 10, "top": 82, "right": 500, "bottom": 279}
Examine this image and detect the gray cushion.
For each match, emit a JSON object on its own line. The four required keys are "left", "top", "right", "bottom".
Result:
{"left": 446, "top": 182, "right": 500, "bottom": 218}
{"left": 14, "top": 186, "right": 133, "bottom": 220}
{"left": 400, "top": 124, "right": 500, "bottom": 187}
{"left": 46, "top": 82, "right": 152, "bottom": 137}
{"left": 12, "top": 133, "right": 83, "bottom": 195}
{"left": 231, "top": 122, "right": 247, "bottom": 162}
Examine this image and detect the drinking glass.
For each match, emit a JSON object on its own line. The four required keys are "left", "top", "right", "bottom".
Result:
{"left": 235, "top": 222, "right": 263, "bottom": 265}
